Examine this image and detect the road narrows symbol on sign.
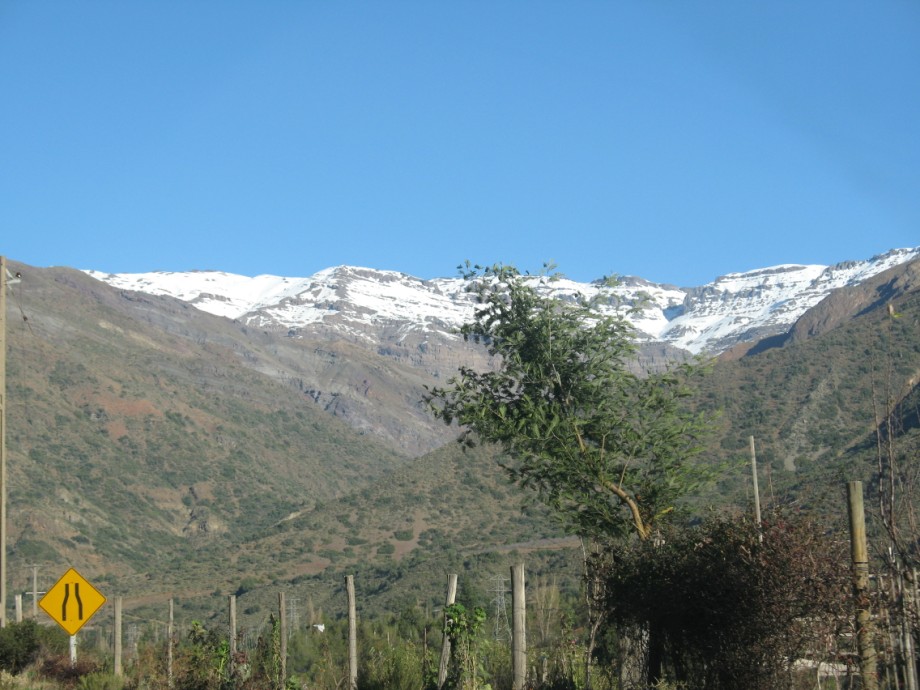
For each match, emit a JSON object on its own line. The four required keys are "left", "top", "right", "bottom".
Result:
{"left": 60, "top": 583, "right": 84, "bottom": 621}
{"left": 39, "top": 568, "right": 106, "bottom": 636}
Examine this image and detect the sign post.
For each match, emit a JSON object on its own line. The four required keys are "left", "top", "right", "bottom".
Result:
{"left": 39, "top": 568, "right": 107, "bottom": 665}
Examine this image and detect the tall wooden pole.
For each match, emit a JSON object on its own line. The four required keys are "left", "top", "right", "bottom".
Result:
{"left": 847, "top": 481, "right": 879, "bottom": 690}
{"left": 750, "top": 436, "right": 762, "bottom": 526}
{"left": 0, "top": 256, "right": 8, "bottom": 628}
{"left": 345, "top": 575, "right": 357, "bottom": 690}
{"left": 437, "top": 573, "right": 458, "bottom": 689}
{"left": 0, "top": 259, "right": 20, "bottom": 629}
{"left": 511, "top": 564, "right": 527, "bottom": 690}
{"left": 32, "top": 565, "right": 38, "bottom": 619}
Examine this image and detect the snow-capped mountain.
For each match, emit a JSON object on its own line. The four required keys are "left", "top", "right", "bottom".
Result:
{"left": 85, "top": 247, "right": 920, "bottom": 356}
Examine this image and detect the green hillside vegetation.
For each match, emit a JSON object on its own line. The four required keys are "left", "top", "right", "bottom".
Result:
{"left": 110, "top": 440, "right": 580, "bottom": 633}
{"left": 222, "top": 442, "right": 578, "bottom": 623}
{"left": 1, "top": 259, "right": 919, "bottom": 688}
{"left": 695, "top": 260, "right": 920, "bottom": 523}
{"left": 3, "top": 263, "right": 580, "bottom": 630}
{"left": 4, "top": 264, "right": 406, "bottom": 587}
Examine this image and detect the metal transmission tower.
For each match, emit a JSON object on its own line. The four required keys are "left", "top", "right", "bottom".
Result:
{"left": 488, "top": 575, "right": 511, "bottom": 641}
{"left": 288, "top": 596, "right": 299, "bottom": 636}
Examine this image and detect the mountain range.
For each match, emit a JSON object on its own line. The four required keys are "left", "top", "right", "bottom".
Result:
{"left": 86, "top": 247, "right": 920, "bottom": 357}
{"left": 2, "top": 246, "right": 919, "bottom": 629}
{"left": 79, "top": 248, "right": 920, "bottom": 456}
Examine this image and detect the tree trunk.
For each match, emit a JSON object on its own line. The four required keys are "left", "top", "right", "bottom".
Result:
{"left": 647, "top": 621, "right": 664, "bottom": 687}
{"left": 617, "top": 624, "right": 648, "bottom": 690}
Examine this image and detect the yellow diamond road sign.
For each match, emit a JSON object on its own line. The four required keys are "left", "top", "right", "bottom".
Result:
{"left": 39, "top": 567, "right": 107, "bottom": 635}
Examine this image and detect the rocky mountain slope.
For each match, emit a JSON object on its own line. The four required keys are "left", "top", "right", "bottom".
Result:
{"left": 76, "top": 248, "right": 920, "bottom": 458}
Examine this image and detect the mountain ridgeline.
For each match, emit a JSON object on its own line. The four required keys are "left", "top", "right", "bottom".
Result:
{"left": 3, "top": 249, "right": 919, "bottom": 623}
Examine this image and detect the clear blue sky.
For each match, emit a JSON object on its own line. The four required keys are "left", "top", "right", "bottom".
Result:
{"left": 1, "top": 2, "right": 917, "bottom": 286}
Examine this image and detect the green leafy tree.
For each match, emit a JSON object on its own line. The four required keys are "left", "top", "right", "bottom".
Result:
{"left": 426, "top": 263, "right": 713, "bottom": 542}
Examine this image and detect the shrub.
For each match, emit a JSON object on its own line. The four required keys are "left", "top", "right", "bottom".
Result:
{"left": 605, "top": 513, "right": 850, "bottom": 690}
{"left": 0, "top": 619, "right": 66, "bottom": 675}
{"left": 235, "top": 576, "right": 259, "bottom": 596}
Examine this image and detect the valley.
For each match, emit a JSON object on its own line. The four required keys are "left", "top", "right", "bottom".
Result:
{"left": 2, "top": 249, "right": 919, "bottom": 635}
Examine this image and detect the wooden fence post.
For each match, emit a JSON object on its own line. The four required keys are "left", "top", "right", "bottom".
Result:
{"left": 847, "top": 481, "right": 878, "bottom": 690}
{"left": 511, "top": 564, "right": 526, "bottom": 690}
{"left": 114, "top": 596, "right": 123, "bottom": 677}
{"left": 346, "top": 575, "right": 357, "bottom": 690}
{"left": 168, "top": 598, "right": 174, "bottom": 690}
{"left": 228, "top": 595, "right": 236, "bottom": 680}
{"left": 279, "top": 591, "right": 287, "bottom": 686}
{"left": 437, "top": 573, "right": 458, "bottom": 689}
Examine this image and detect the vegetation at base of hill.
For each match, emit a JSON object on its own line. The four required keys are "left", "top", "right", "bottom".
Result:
{"left": 0, "top": 514, "right": 858, "bottom": 689}
{"left": 121, "top": 441, "right": 582, "bottom": 630}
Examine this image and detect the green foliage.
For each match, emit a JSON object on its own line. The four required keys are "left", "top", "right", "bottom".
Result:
{"left": 359, "top": 638, "right": 430, "bottom": 690}
{"left": 174, "top": 621, "right": 231, "bottom": 690}
{"left": 444, "top": 602, "right": 489, "bottom": 690}
{"left": 605, "top": 514, "right": 851, "bottom": 690}
{"left": 0, "top": 620, "right": 42, "bottom": 674}
{"left": 427, "top": 263, "right": 714, "bottom": 541}
{"left": 250, "top": 614, "right": 282, "bottom": 689}
{"left": 75, "top": 672, "right": 125, "bottom": 690}
{"left": 236, "top": 577, "right": 260, "bottom": 596}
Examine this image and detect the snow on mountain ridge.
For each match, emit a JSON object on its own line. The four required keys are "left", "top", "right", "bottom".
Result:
{"left": 84, "top": 248, "right": 920, "bottom": 355}
{"left": 84, "top": 269, "right": 317, "bottom": 320}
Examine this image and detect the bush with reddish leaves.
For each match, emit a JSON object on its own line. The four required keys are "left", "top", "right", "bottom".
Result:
{"left": 605, "top": 514, "right": 851, "bottom": 690}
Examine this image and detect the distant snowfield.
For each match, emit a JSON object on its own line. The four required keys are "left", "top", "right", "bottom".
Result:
{"left": 85, "top": 247, "right": 919, "bottom": 355}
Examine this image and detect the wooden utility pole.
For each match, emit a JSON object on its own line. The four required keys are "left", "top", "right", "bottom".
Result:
{"left": 345, "top": 575, "right": 357, "bottom": 690}
{"left": 437, "top": 573, "right": 458, "bottom": 689}
{"left": 847, "top": 481, "right": 879, "bottom": 690}
{"left": 0, "top": 259, "right": 20, "bottom": 628}
{"left": 511, "top": 564, "right": 526, "bottom": 690}
{"left": 1, "top": 256, "right": 10, "bottom": 628}
{"left": 750, "top": 436, "right": 762, "bottom": 526}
